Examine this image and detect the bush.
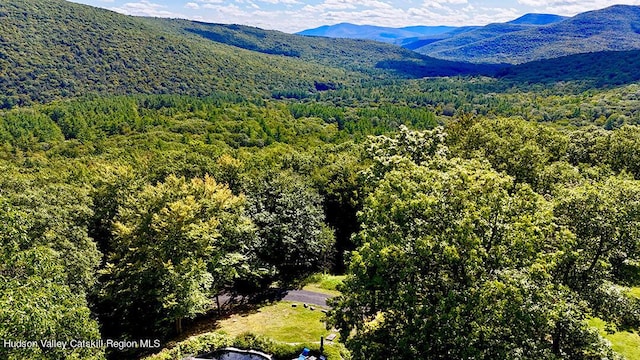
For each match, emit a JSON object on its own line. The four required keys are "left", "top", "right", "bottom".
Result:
{"left": 143, "top": 332, "right": 350, "bottom": 360}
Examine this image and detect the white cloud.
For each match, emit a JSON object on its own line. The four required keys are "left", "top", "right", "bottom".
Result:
{"left": 202, "top": 3, "right": 249, "bottom": 17}
{"left": 361, "top": 0, "right": 394, "bottom": 9}
{"left": 518, "top": 0, "right": 640, "bottom": 16}
{"left": 111, "top": 0, "right": 185, "bottom": 17}
{"left": 305, "top": 0, "right": 358, "bottom": 11}
{"left": 259, "top": 0, "right": 302, "bottom": 4}
{"left": 185, "top": 2, "right": 200, "bottom": 9}
{"left": 470, "top": 7, "right": 521, "bottom": 24}
{"left": 437, "top": 0, "right": 468, "bottom": 3}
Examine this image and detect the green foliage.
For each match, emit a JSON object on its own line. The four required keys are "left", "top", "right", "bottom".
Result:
{"left": 455, "top": 117, "right": 568, "bottom": 186}
{"left": 330, "top": 157, "right": 617, "bottom": 358}
{"left": 246, "top": 170, "right": 335, "bottom": 284}
{"left": 99, "top": 175, "right": 256, "bottom": 336}
{"left": 0, "top": 0, "right": 357, "bottom": 107}
{"left": 3, "top": 4, "right": 640, "bottom": 357}
{"left": 0, "top": 109, "right": 64, "bottom": 149}
{"left": 609, "top": 125, "right": 640, "bottom": 178}
{"left": 0, "top": 169, "right": 101, "bottom": 292}
{"left": 1, "top": 85, "right": 640, "bottom": 359}
{"left": 500, "top": 50, "right": 640, "bottom": 89}
{"left": 143, "top": 332, "right": 348, "bottom": 360}
{"left": 555, "top": 178, "right": 640, "bottom": 283}
{"left": 329, "top": 127, "right": 635, "bottom": 359}
{"left": 0, "top": 199, "right": 104, "bottom": 360}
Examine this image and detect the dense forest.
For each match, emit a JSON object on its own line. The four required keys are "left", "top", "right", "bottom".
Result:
{"left": 2, "top": 1, "right": 640, "bottom": 360}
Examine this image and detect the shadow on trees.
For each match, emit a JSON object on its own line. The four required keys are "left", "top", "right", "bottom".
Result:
{"left": 498, "top": 50, "right": 640, "bottom": 89}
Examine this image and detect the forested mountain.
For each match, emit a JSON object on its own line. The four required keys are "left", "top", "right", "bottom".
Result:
{"left": 295, "top": 6, "right": 640, "bottom": 65}
{"left": 148, "top": 19, "right": 501, "bottom": 80}
{"left": 295, "top": 13, "right": 567, "bottom": 46}
{"left": 498, "top": 50, "right": 640, "bottom": 88}
{"left": 415, "top": 5, "right": 640, "bottom": 64}
{"left": 413, "top": 22, "right": 533, "bottom": 63}
{"left": 0, "top": 0, "right": 504, "bottom": 108}
{"left": 0, "top": 0, "right": 358, "bottom": 107}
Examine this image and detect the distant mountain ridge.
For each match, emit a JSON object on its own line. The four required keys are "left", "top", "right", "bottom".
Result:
{"left": 298, "top": 6, "right": 640, "bottom": 64}
{"left": 507, "top": 13, "right": 568, "bottom": 25}
{"left": 1, "top": 0, "right": 638, "bottom": 109}
{"left": 161, "top": 20, "right": 503, "bottom": 78}
{"left": 415, "top": 5, "right": 640, "bottom": 64}
{"left": 297, "top": 23, "right": 463, "bottom": 44}
{"left": 296, "top": 12, "right": 567, "bottom": 46}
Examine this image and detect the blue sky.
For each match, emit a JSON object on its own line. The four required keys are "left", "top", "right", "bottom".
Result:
{"left": 68, "top": 0, "right": 640, "bottom": 33}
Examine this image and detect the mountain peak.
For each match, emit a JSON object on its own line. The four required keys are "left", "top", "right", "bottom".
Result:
{"left": 507, "top": 13, "right": 567, "bottom": 25}
{"left": 578, "top": 4, "right": 640, "bottom": 19}
{"left": 414, "top": 4, "right": 640, "bottom": 64}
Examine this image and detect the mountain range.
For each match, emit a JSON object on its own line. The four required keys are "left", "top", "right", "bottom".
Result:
{"left": 298, "top": 5, "right": 640, "bottom": 64}
{"left": 297, "top": 13, "right": 568, "bottom": 49}
{"left": 1, "top": 0, "right": 640, "bottom": 108}
{"left": 297, "top": 23, "right": 466, "bottom": 44}
{"left": 0, "top": 0, "right": 503, "bottom": 107}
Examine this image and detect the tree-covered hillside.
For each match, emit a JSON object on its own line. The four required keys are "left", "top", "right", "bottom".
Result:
{"left": 153, "top": 19, "right": 436, "bottom": 74}
{"left": 498, "top": 50, "right": 640, "bottom": 88}
{"left": 2, "top": 84, "right": 640, "bottom": 359}
{"left": 0, "top": 0, "right": 512, "bottom": 109}
{"left": 0, "top": 0, "right": 358, "bottom": 107}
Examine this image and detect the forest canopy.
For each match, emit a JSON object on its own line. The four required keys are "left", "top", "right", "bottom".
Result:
{"left": 1, "top": 85, "right": 640, "bottom": 359}
{"left": 2, "top": 1, "right": 640, "bottom": 359}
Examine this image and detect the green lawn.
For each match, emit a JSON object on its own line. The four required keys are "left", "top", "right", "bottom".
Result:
{"left": 217, "top": 301, "right": 332, "bottom": 343}
{"left": 302, "top": 274, "right": 346, "bottom": 297}
{"left": 589, "top": 318, "right": 640, "bottom": 360}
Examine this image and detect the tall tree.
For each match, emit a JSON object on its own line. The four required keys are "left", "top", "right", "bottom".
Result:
{"left": 246, "top": 170, "right": 334, "bottom": 284}
{"left": 553, "top": 177, "right": 640, "bottom": 329}
{"left": 0, "top": 199, "right": 104, "bottom": 360}
{"left": 99, "top": 175, "right": 255, "bottom": 336}
{"left": 329, "top": 130, "right": 619, "bottom": 359}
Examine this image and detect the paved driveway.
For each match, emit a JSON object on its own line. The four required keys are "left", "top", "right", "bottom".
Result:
{"left": 283, "top": 289, "right": 333, "bottom": 307}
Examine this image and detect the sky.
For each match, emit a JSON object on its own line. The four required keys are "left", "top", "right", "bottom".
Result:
{"left": 67, "top": 0, "right": 640, "bottom": 33}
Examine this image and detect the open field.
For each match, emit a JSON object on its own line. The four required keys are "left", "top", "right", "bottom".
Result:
{"left": 217, "top": 301, "right": 334, "bottom": 344}
{"left": 302, "top": 274, "right": 346, "bottom": 297}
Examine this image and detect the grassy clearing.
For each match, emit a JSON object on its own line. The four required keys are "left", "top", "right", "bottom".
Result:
{"left": 216, "top": 301, "right": 332, "bottom": 344}
{"left": 302, "top": 274, "right": 346, "bottom": 296}
{"left": 589, "top": 318, "right": 640, "bottom": 360}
